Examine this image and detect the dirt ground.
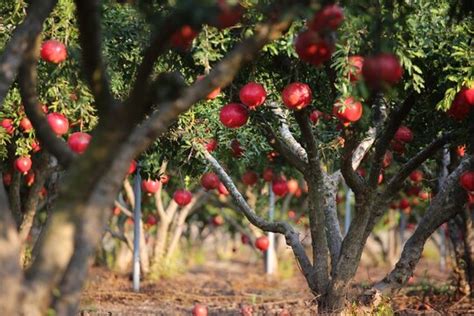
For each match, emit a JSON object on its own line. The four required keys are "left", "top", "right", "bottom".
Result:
{"left": 79, "top": 256, "right": 473, "bottom": 316}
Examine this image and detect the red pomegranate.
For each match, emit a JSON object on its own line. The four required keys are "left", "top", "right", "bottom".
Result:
{"left": 25, "top": 170, "right": 35, "bottom": 186}
{"left": 272, "top": 178, "right": 289, "bottom": 197}
{"left": 447, "top": 91, "right": 470, "bottom": 120}
{"left": 128, "top": 160, "right": 137, "bottom": 175}
{"left": 383, "top": 151, "right": 393, "bottom": 168}
{"left": 309, "top": 110, "right": 323, "bottom": 124}
{"left": 20, "top": 117, "right": 33, "bottom": 132}
{"left": 394, "top": 126, "right": 413, "bottom": 143}
{"left": 255, "top": 236, "right": 269, "bottom": 251}
{"left": 212, "top": 0, "right": 243, "bottom": 29}
{"left": 170, "top": 25, "right": 198, "bottom": 50}
{"left": 333, "top": 97, "right": 363, "bottom": 124}
{"left": 282, "top": 82, "right": 312, "bottom": 110}
{"left": 230, "top": 139, "right": 244, "bottom": 157}
{"left": 67, "top": 132, "right": 91, "bottom": 154}
{"left": 146, "top": 215, "right": 157, "bottom": 226}
{"left": 241, "top": 234, "right": 250, "bottom": 244}
{"left": 217, "top": 182, "right": 229, "bottom": 196}
{"left": 267, "top": 150, "right": 279, "bottom": 162}
{"left": 1, "top": 118, "right": 14, "bottom": 134}
{"left": 2, "top": 172, "right": 12, "bottom": 186}
{"left": 460, "top": 86, "right": 474, "bottom": 106}
{"left": 47, "top": 113, "right": 69, "bottom": 135}
{"left": 197, "top": 75, "right": 221, "bottom": 100}
{"left": 219, "top": 103, "right": 249, "bottom": 128}
{"left": 205, "top": 138, "right": 218, "bottom": 152}
{"left": 192, "top": 303, "right": 208, "bottom": 316}
{"left": 357, "top": 168, "right": 366, "bottom": 177}
{"left": 242, "top": 171, "right": 258, "bottom": 186}
{"left": 212, "top": 215, "right": 224, "bottom": 226}
{"left": 262, "top": 168, "right": 274, "bottom": 182}
{"left": 406, "top": 186, "right": 421, "bottom": 197}
{"left": 418, "top": 191, "right": 430, "bottom": 200}
{"left": 173, "top": 189, "right": 193, "bottom": 206}
{"left": 288, "top": 210, "right": 297, "bottom": 219}
{"left": 160, "top": 174, "right": 170, "bottom": 184}
{"left": 30, "top": 139, "right": 41, "bottom": 153}
{"left": 308, "top": 4, "right": 344, "bottom": 33}
{"left": 201, "top": 172, "right": 220, "bottom": 190}
{"left": 456, "top": 145, "right": 466, "bottom": 157}
{"left": 294, "top": 30, "right": 332, "bottom": 66}
{"left": 348, "top": 55, "right": 364, "bottom": 82}
{"left": 391, "top": 140, "right": 406, "bottom": 154}
{"left": 460, "top": 171, "right": 474, "bottom": 192}
{"left": 287, "top": 179, "right": 299, "bottom": 195}
{"left": 399, "top": 198, "right": 410, "bottom": 210}
{"left": 141, "top": 179, "right": 160, "bottom": 194}
{"left": 14, "top": 156, "right": 32, "bottom": 174}
{"left": 362, "top": 53, "right": 403, "bottom": 89}
{"left": 409, "top": 170, "right": 423, "bottom": 183}
{"left": 239, "top": 82, "right": 267, "bottom": 109}
{"left": 40, "top": 40, "right": 67, "bottom": 64}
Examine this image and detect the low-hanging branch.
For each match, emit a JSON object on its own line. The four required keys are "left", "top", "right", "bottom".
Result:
{"left": 202, "top": 149, "right": 317, "bottom": 292}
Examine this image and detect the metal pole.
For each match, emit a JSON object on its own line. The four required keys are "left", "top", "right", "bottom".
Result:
{"left": 132, "top": 163, "right": 142, "bottom": 292}
{"left": 266, "top": 182, "right": 275, "bottom": 274}
{"left": 344, "top": 184, "right": 352, "bottom": 236}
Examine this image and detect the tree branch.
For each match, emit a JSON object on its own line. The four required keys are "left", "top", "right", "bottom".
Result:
{"left": 0, "top": 0, "right": 57, "bottom": 107}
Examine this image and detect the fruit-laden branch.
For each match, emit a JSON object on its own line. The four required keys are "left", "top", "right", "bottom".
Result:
{"left": 203, "top": 149, "right": 317, "bottom": 292}
{"left": 375, "top": 155, "right": 474, "bottom": 293}
{"left": 270, "top": 105, "right": 308, "bottom": 162}
{"left": 294, "top": 109, "right": 330, "bottom": 292}
{"left": 0, "top": 180, "right": 23, "bottom": 315}
{"left": 0, "top": 0, "right": 57, "bottom": 107}
{"left": 367, "top": 93, "right": 416, "bottom": 187}
{"left": 383, "top": 132, "right": 454, "bottom": 198}
{"left": 19, "top": 36, "right": 75, "bottom": 168}
{"left": 74, "top": 0, "right": 114, "bottom": 117}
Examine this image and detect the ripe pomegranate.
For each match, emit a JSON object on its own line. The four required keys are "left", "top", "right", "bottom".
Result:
{"left": 409, "top": 170, "right": 423, "bottom": 183}
{"left": 411, "top": 197, "right": 420, "bottom": 206}
{"left": 242, "top": 171, "right": 258, "bottom": 186}
{"left": 14, "top": 156, "right": 32, "bottom": 174}
{"left": 219, "top": 103, "right": 249, "bottom": 128}
{"left": 288, "top": 210, "right": 297, "bottom": 219}
{"left": 394, "top": 126, "right": 413, "bottom": 143}
{"left": 25, "top": 170, "right": 35, "bottom": 186}
{"left": 141, "top": 179, "right": 160, "bottom": 194}
{"left": 3, "top": 172, "right": 12, "bottom": 186}
{"left": 294, "top": 30, "right": 332, "bottom": 66}
{"left": 192, "top": 303, "right": 208, "bottom": 316}
{"left": 456, "top": 145, "right": 466, "bottom": 157}
{"left": 255, "top": 236, "right": 269, "bottom": 251}
{"left": 40, "top": 40, "right": 67, "bottom": 64}
{"left": 262, "top": 168, "right": 273, "bottom": 182}
{"left": 447, "top": 92, "right": 470, "bottom": 120}
{"left": 217, "top": 182, "right": 229, "bottom": 196}
{"left": 128, "top": 160, "right": 137, "bottom": 175}
{"left": 212, "top": 0, "right": 243, "bottom": 29}
{"left": 212, "top": 215, "right": 224, "bottom": 226}
{"left": 391, "top": 140, "right": 406, "bottom": 154}
{"left": 146, "top": 215, "right": 157, "bottom": 226}
{"left": 239, "top": 82, "right": 267, "bottom": 109}
{"left": 1, "top": 118, "right": 14, "bottom": 134}
{"left": 362, "top": 53, "right": 403, "bottom": 89}
{"left": 241, "top": 234, "right": 250, "bottom": 244}
{"left": 348, "top": 55, "right": 364, "bottom": 82}
{"left": 30, "top": 139, "right": 41, "bottom": 153}
{"left": 173, "top": 189, "right": 193, "bottom": 206}
{"left": 418, "top": 191, "right": 430, "bottom": 200}
{"left": 20, "top": 117, "right": 33, "bottom": 132}
{"left": 170, "top": 25, "right": 198, "bottom": 50}
{"left": 272, "top": 178, "right": 289, "bottom": 197}
{"left": 47, "top": 112, "right": 69, "bottom": 135}
{"left": 383, "top": 151, "right": 393, "bottom": 168}
{"left": 399, "top": 198, "right": 410, "bottom": 210}
{"left": 205, "top": 138, "right": 218, "bottom": 152}
{"left": 308, "top": 4, "right": 344, "bottom": 33}
{"left": 67, "top": 132, "right": 91, "bottom": 154}
{"left": 160, "top": 174, "right": 170, "bottom": 184}
{"left": 333, "top": 97, "right": 363, "bottom": 124}
{"left": 309, "top": 110, "right": 323, "bottom": 124}
{"left": 287, "top": 179, "right": 299, "bottom": 195}
{"left": 267, "top": 150, "right": 279, "bottom": 162}
{"left": 282, "top": 82, "right": 312, "bottom": 110}
{"left": 459, "top": 86, "right": 474, "bottom": 106}
{"left": 406, "top": 186, "right": 421, "bottom": 197}
{"left": 460, "top": 171, "right": 474, "bottom": 192}
{"left": 197, "top": 75, "right": 221, "bottom": 100}
{"left": 230, "top": 139, "right": 244, "bottom": 157}
{"left": 201, "top": 172, "right": 220, "bottom": 190}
